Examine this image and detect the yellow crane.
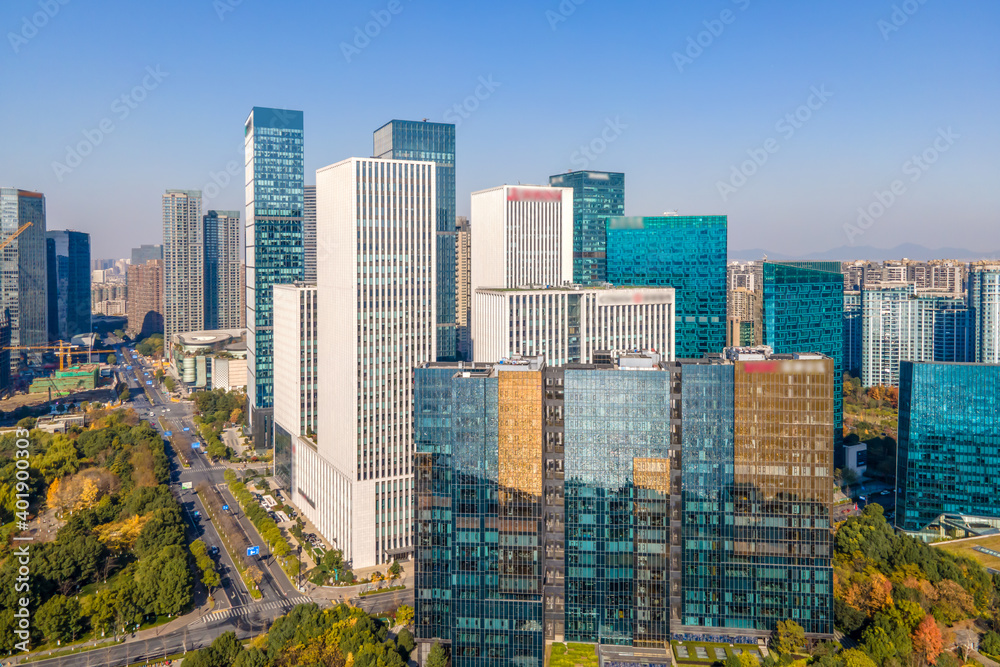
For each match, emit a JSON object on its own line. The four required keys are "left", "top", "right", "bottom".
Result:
{"left": 0, "top": 222, "right": 32, "bottom": 251}
{"left": 3, "top": 341, "right": 119, "bottom": 370}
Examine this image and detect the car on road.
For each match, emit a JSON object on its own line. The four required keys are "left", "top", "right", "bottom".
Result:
{"left": 209, "top": 545, "right": 219, "bottom": 555}
{"left": 880, "top": 490, "right": 890, "bottom": 495}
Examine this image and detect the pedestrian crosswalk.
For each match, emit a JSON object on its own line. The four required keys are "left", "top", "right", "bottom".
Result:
{"left": 189, "top": 596, "right": 313, "bottom": 626}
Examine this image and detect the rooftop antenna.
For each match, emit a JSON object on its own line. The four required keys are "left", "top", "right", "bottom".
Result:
{"left": 422, "top": 118, "right": 429, "bottom": 122}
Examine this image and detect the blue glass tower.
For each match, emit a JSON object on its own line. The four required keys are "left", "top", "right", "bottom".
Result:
{"left": 548, "top": 171, "right": 625, "bottom": 285}
{"left": 374, "top": 120, "right": 457, "bottom": 360}
{"left": 760, "top": 262, "right": 844, "bottom": 449}
{"left": 244, "top": 107, "right": 304, "bottom": 448}
{"left": 606, "top": 216, "right": 727, "bottom": 358}
{"left": 897, "top": 361, "right": 1000, "bottom": 535}
{"left": 46, "top": 230, "right": 91, "bottom": 342}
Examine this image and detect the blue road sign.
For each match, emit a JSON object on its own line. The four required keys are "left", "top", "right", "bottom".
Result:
{"left": 194, "top": 510, "right": 200, "bottom": 518}
{"left": 247, "top": 546, "right": 260, "bottom": 556}
{"left": 191, "top": 442, "right": 199, "bottom": 449}
{"left": 126, "top": 365, "right": 132, "bottom": 370}
{"left": 146, "top": 381, "right": 152, "bottom": 385}
{"left": 222, "top": 505, "right": 229, "bottom": 511}
{"left": 183, "top": 427, "right": 190, "bottom": 432}
{"left": 164, "top": 431, "right": 172, "bottom": 436}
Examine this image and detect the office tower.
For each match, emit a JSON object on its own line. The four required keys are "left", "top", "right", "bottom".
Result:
{"left": 316, "top": 156, "right": 436, "bottom": 567}
{"left": 239, "top": 263, "right": 246, "bottom": 328}
{"left": 303, "top": 185, "right": 317, "bottom": 283}
{"left": 46, "top": 237, "right": 57, "bottom": 340}
{"left": 726, "top": 286, "right": 755, "bottom": 347}
{"left": 273, "top": 283, "right": 318, "bottom": 497}
{"left": 131, "top": 244, "right": 162, "bottom": 265}
{"left": 245, "top": 107, "right": 305, "bottom": 448}
{"left": 606, "top": 215, "right": 727, "bottom": 359}
{"left": 897, "top": 361, "right": 1000, "bottom": 537}
{"left": 46, "top": 230, "right": 91, "bottom": 342}
{"left": 0, "top": 314, "right": 9, "bottom": 395}
{"left": 126, "top": 259, "right": 164, "bottom": 338}
{"left": 473, "top": 285, "right": 675, "bottom": 365}
{"left": 843, "top": 291, "right": 862, "bottom": 376}
{"left": 861, "top": 284, "right": 969, "bottom": 386}
{"left": 969, "top": 263, "right": 1000, "bottom": 363}
{"left": 728, "top": 261, "right": 759, "bottom": 292}
{"left": 548, "top": 170, "right": 625, "bottom": 284}
{"left": 470, "top": 184, "right": 573, "bottom": 295}
{"left": 374, "top": 120, "right": 457, "bottom": 360}
{"left": 455, "top": 216, "right": 471, "bottom": 361}
{"left": 413, "top": 349, "right": 834, "bottom": 663}
{"left": 0, "top": 189, "right": 48, "bottom": 365}
{"left": 203, "top": 210, "right": 241, "bottom": 329}
{"left": 759, "top": 261, "right": 844, "bottom": 447}
{"left": 162, "top": 190, "right": 204, "bottom": 342}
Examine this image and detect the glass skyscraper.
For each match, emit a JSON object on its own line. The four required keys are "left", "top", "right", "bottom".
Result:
{"left": 897, "top": 361, "right": 1000, "bottom": 536}
{"left": 414, "top": 349, "right": 834, "bottom": 665}
{"left": 374, "top": 120, "right": 457, "bottom": 360}
{"left": 968, "top": 264, "right": 1000, "bottom": 364}
{"left": 606, "top": 215, "right": 727, "bottom": 358}
{"left": 45, "top": 230, "right": 90, "bottom": 342}
{"left": 244, "top": 107, "right": 304, "bottom": 448}
{"left": 0, "top": 188, "right": 48, "bottom": 369}
{"left": 759, "top": 261, "right": 844, "bottom": 449}
{"left": 548, "top": 171, "right": 625, "bottom": 285}
{"left": 203, "top": 210, "right": 241, "bottom": 330}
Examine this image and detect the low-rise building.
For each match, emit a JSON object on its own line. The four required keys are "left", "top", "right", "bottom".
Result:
{"left": 169, "top": 329, "right": 246, "bottom": 389}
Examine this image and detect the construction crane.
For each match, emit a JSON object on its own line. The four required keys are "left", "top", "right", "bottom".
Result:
{"left": 0, "top": 222, "right": 33, "bottom": 251}
{"left": 3, "top": 340, "right": 119, "bottom": 370}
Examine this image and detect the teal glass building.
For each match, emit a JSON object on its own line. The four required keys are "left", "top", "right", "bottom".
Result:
{"left": 605, "top": 216, "right": 727, "bottom": 359}
{"left": 244, "top": 107, "right": 305, "bottom": 447}
{"left": 897, "top": 361, "right": 1000, "bottom": 535}
{"left": 548, "top": 171, "right": 625, "bottom": 285}
{"left": 45, "top": 230, "right": 91, "bottom": 342}
{"left": 374, "top": 120, "right": 457, "bottom": 360}
{"left": 760, "top": 262, "right": 844, "bottom": 449}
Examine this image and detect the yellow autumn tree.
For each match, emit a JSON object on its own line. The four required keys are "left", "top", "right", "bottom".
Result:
{"left": 46, "top": 478, "right": 62, "bottom": 510}
{"left": 95, "top": 513, "right": 150, "bottom": 551}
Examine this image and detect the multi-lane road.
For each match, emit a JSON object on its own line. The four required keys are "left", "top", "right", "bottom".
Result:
{"left": 16, "top": 343, "right": 410, "bottom": 667}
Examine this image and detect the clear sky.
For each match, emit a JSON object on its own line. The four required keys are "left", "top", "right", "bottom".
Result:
{"left": 1, "top": 0, "right": 997, "bottom": 259}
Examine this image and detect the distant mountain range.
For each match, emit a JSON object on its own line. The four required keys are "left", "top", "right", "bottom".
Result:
{"left": 729, "top": 244, "right": 1000, "bottom": 263}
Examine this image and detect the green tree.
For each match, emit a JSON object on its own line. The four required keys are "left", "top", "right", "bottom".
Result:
{"left": 840, "top": 649, "right": 879, "bottom": 667}
{"left": 36, "top": 595, "right": 83, "bottom": 644}
{"left": 773, "top": 619, "right": 806, "bottom": 655}
{"left": 119, "top": 388, "right": 130, "bottom": 402}
{"left": 232, "top": 647, "right": 268, "bottom": 667}
{"left": 134, "top": 507, "right": 186, "bottom": 558}
{"left": 981, "top": 631, "right": 1000, "bottom": 657}
{"left": 396, "top": 627, "right": 416, "bottom": 662}
{"left": 16, "top": 416, "right": 37, "bottom": 429}
{"left": 396, "top": 604, "right": 414, "bottom": 627}
{"left": 90, "top": 589, "right": 117, "bottom": 636}
{"left": 427, "top": 641, "right": 449, "bottom": 667}
{"left": 389, "top": 560, "right": 402, "bottom": 579}
{"left": 862, "top": 625, "right": 898, "bottom": 665}
{"left": 725, "top": 655, "right": 743, "bottom": 667}
{"left": 106, "top": 354, "right": 116, "bottom": 364}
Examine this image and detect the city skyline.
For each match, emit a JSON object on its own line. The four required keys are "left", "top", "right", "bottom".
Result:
{"left": 1, "top": 1, "right": 997, "bottom": 259}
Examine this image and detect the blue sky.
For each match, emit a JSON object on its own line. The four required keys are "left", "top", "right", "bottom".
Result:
{"left": 1, "top": 0, "right": 997, "bottom": 258}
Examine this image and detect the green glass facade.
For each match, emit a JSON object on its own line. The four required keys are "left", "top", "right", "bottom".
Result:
{"left": 548, "top": 171, "right": 625, "bottom": 285}
{"left": 245, "top": 107, "right": 304, "bottom": 447}
{"left": 374, "top": 120, "right": 457, "bottom": 360}
{"left": 605, "top": 216, "right": 727, "bottom": 359}
{"left": 760, "top": 262, "right": 844, "bottom": 449}
{"left": 897, "top": 361, "right": 1000, "bottom": 534}
{"left": 414, "top": 351, "right": 834, "bottom": 662}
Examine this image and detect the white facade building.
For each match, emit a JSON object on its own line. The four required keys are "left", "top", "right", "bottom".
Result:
{"left": 313, "top": 157, "right": 437, "bottom": 567}
{"left": 273, "top": 283, "right": 318, "bottom": 440}
{"left": 162, "top": 189, "right": 204, "bottom": 343}
{"left": 470, "top": 184, "right": 572, "bottom": 295}
{"left": 474, "top": 286, "right": 676, "bottom": 366}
